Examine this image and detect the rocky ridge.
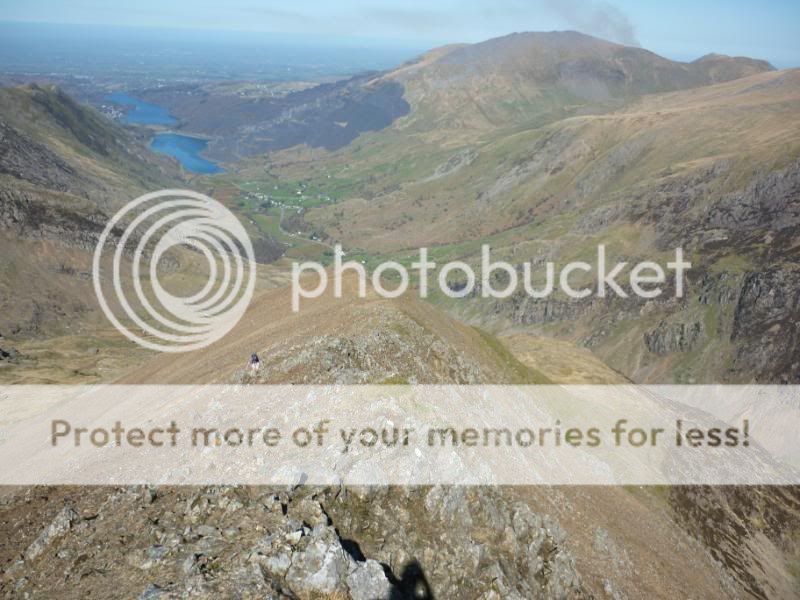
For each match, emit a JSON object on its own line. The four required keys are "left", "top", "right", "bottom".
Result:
{"left": 0, "top": 485, "right": 584, "bottom": 599}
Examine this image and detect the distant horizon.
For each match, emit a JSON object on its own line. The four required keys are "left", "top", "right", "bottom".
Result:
{"left": 0, "top": 20, "right": 796, "bottom": 70}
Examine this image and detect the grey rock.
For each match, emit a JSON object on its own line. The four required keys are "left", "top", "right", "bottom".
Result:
{"left": 138, "top": 583, "right": 167, "bottom": 600}
{"left": 0, "top": 346, "right": 21, "bottom": 363}
{"left": 731, "top": 268, "right": 800, "bottom": 382}
{"left": 644, "top": 320, "right": 704, "bottom": 354}
{"left": 347, "top": 559, "right": 393, "bottom": 600}
{"left": 261, "top": 550, "right": 292, "bottom": 578}
{"left": 284, "top": 526, "right": 350, "bottom": 596}
{"left": 181, "top": 553, "right": 201, "bottom": 575}
{"left": 288, "top": 494, "right": 329, "bottom": 528}
{"left": 24, "top": 506, "right": 78, "bottom": 561}
{"left": 194, "top": 524, "right": 219, "bottom": 537}
{"left": 284, "top": 529, "right": 304, "bottom": 545}
{"left": 705, "top": 160, "right": 800, "bottom": 232}
{"left": 127, "top": 545, "right": 168, "bottom": 570}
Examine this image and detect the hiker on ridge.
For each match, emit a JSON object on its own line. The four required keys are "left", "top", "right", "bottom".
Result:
{"left": 249, "top": 352, "right": 261, "bottom": 375}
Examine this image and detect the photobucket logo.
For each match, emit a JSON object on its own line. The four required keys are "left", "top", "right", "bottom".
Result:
{"left": 92, "top": 190, "right": 256, "bottom": 352}
{"left": 291, "top": 245, "right": 691, "bottom": 311}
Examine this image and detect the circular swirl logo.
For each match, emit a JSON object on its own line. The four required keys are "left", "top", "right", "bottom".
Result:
{"left": 92, "top": 189, "right": 256, "bottom": 353}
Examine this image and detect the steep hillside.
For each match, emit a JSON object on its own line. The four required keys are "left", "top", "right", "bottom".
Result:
{"left": 0, "top": 84, "right": 178, "bottom": 203}
{"left": 0, "top": 85, "right": 185, "bottom": 381}
{"left": 136, "top": 74, "right": 410, "bottom": 161}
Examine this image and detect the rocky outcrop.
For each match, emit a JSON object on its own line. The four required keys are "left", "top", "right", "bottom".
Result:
{"left": 626, "top": 160, "right": 731, "bottom": 250}
{"left": 705, "top": 160, "right": 800, "bottom": 233}
{"left": 0, "top": 332, "right": 21, "bottom": 365}
{"left": 0, "top": 346, "right": 21, "bottom": 364}
{"left": 1, "top": 485, "right": 584, "bottom": 599}
{"left": 0, "top": 120, "right": 82, "bottom": 192}
{"left": 644, "top": 320, "right": 704, "bottom": 354}
{"left": 328, "top": 486, "right": 584, "bottom": 599}
{"left": 637, "top": 159, "right": 800, "bottom": 253}
{"left": 732, "top": 269, "right": 800, "bottom": 340}
{"left": 731, "top": 268, "right": 800, "bottom": 382}
{"left": 697, "top": 271, "right": 743, "bottom": 306}
{"left": 425, "top": 148, "right": 478, "bottom": 182}
{"left": 244, "top": 323, "right": 486, "bottom": 385}
{"left": 247, "top": 492, "right": 394, "bottom": 599}
{"left": 0, "top": 186, "right": 110, "bottom": 251}
{"left": 23, "top": 506, "right": 79, "bottom": 561}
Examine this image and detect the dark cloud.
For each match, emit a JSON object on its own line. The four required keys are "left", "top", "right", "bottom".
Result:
{"left": 542, "top": 0, "right": 639, "bottom": 46}
{"left": 362, "top": 1, "right": 640, "bottom": 46}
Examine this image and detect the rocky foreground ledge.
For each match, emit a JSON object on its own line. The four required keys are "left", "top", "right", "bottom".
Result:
{"left": 0, "top": 485, "right": 583, "bottom": 599}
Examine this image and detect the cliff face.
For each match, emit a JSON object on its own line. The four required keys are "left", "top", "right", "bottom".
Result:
{"left": 473, "top": 157, "right": 800, "bottom": 384}
{"left": 731, "top": 269, "right": 800, "bottom": 382}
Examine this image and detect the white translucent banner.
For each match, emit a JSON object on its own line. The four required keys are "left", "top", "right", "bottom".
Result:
{"left": 0, "top": 385, "right": 797, "bottom": 485}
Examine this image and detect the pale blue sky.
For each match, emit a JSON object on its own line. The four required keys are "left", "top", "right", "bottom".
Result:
{"left": 1, "top": 0, "right": 798, "bottom": 67}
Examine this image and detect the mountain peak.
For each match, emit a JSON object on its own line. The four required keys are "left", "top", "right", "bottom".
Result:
{"left": 384, "top": 31, "right": 776, "bottom": 131}
{"left": 692, "top": 52, "right": 775, "bottom": 72}
{"left": 694, "top": 52, "right": 727, "bottom": 61}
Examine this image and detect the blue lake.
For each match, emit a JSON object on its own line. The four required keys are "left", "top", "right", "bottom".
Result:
{"left": 150, "top": 133, "right": 224, "bottom": 175}
{"left": 106, "top": 92, "right": 177, "bottom": 126}
{"left": 105, "top": 93, "right": 223, "bottom": 174}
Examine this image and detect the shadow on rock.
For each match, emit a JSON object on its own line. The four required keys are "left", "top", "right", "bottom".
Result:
{"left": 389, "top": 560, "right": 434, "bottom": 599}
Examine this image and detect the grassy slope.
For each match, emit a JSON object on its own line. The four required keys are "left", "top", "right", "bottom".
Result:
{"left": 252, "top": 69, "right": 799, "bottom": 384}
{"left": 296, "top": 69, "right": 799, "bottom": 253}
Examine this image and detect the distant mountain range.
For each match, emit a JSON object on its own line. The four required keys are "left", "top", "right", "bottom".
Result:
{"left": 134, "top": 31, "right": 774, "bottom": 161}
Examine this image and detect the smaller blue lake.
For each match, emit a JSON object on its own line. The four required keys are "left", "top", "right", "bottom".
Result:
{"left": 150, "top": 133, "right": 224, "bottom": 175}
{"left": 105, "top": 92, "right": 177, "bottom": 126}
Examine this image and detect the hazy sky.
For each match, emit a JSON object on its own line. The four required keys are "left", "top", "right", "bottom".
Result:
{"left": 1, "top": 0, "right": 798, "bottom": 67}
